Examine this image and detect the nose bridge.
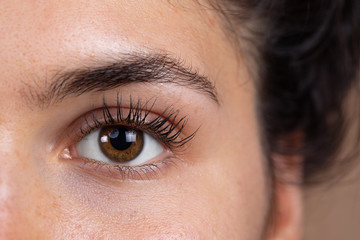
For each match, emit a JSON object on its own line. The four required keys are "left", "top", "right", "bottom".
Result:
{"left": 0, "top": 127, "right": 26, "bottom": 238}
{"left": 0, "top": 84, "right": 42, "bottom": 238}
{"left": 0, "top": 151, "right": 10, "bottom": 217}
{"left": 0, "top": 152, "right": 17, "bottom": 238}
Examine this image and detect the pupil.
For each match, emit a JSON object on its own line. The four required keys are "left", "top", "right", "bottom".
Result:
{"left": 109, "top": 128, "right": 135, "bottom": 151}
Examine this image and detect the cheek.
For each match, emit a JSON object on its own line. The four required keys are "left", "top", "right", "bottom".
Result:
{"left": 23, "top": 177, "right": 207, "bottom": 239}
{"left": 19, "top": 151, "right": 268, "bottom": 240}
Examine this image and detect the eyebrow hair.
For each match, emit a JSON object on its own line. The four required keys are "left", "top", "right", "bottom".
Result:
{"left": 27, "top": 52, "right": 218, "bottom": 108}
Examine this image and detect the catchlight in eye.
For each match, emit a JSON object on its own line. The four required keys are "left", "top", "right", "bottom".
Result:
{"left": 99, "top": 126, "right": 143, "bottom": 163}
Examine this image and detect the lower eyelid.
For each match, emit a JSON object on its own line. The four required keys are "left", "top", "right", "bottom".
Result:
{"left": 62, "top": 152, "right": 181, "bottom": 181}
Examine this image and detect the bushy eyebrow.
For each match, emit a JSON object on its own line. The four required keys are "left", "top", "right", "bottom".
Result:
{"left": 26, "top": 52, "right": 219, "bottom": 108}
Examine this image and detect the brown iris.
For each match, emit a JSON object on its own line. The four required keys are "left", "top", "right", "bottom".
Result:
{"left": 99, "top": 126, "right": 144, "bottom": 163}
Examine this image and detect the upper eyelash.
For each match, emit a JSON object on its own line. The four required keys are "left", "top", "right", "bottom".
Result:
{"left": 79, "top": 94, "right": 197, "bottom": 150}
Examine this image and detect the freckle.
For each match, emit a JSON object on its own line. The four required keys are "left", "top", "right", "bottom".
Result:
{"left": 129, "top": 210, "right": 138, "bottom": 220}
{"left": 209, "top": 17, "right": 216, "bottom": 27}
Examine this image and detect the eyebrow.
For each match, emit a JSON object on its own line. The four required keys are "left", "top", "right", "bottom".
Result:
{"left": 27, "top": 52, "right": 219, "bottom": 108}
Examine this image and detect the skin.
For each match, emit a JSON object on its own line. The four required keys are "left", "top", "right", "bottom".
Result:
{"left": 0, "top": 0, "right": 301, "bottom": 239}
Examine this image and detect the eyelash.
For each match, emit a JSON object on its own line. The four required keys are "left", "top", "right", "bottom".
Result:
{"left": 80, "top": 95, "right": 195, "bottom": 149}
{"left": 65, "top": 95, "right": 196, "bottom": 180}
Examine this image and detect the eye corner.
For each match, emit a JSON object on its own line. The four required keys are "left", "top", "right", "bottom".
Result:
{"left": 59, "top": 147, "right": 72, "bottom": 160}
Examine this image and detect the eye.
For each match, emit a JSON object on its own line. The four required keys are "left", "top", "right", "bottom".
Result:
{"left": 59, "top": 97, "right": 197, "bottom": 180}
{"left": 76, "top": 125, "right": 164, "bottom": 166}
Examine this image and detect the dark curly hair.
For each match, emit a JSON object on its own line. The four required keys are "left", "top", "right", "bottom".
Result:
{"left": 213, "top": 0, "right": 360, "bottom": 184}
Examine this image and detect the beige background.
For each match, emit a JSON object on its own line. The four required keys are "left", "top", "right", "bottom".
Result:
{"left": 304, "top": 163, "right": 360, "bottom": 240}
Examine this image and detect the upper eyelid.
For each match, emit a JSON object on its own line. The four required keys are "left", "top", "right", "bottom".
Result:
{"left": 72, "top": 97, "right": 196, "bottom": 150}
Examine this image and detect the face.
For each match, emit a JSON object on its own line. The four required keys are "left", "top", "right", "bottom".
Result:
{"left": 0, "top": 1, "right": 301, "bottom": 239}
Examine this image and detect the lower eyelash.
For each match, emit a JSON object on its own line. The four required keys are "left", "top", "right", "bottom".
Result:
{"left": 77, "top": 154, "right": 181, "bottom": 180}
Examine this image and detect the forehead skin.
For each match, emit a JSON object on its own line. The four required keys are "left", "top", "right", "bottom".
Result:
{"left": 1, "top": 0, "right": 223, "bottom": 81}
{"left": 0, "top": 0, "right": 268, "bottom": 239}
